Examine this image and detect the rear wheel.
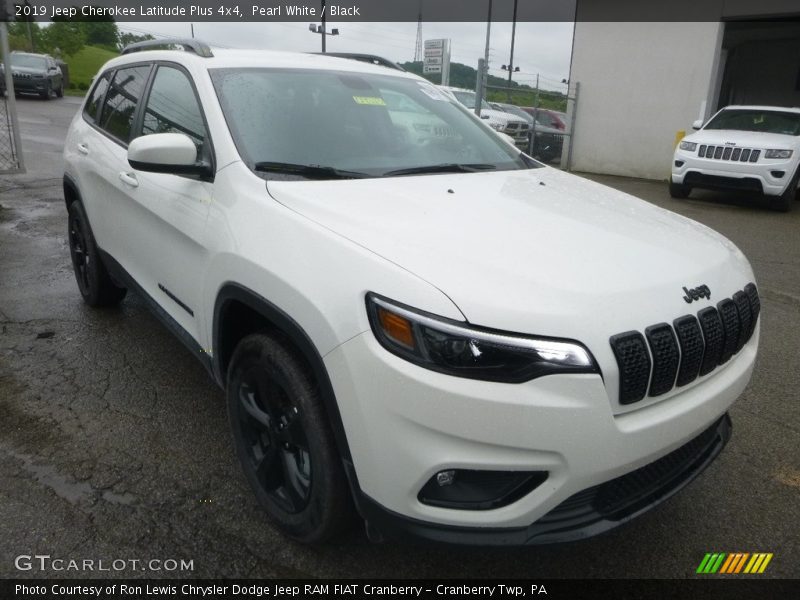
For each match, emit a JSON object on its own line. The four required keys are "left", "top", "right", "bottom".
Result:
{"left": 67, "top": 201, "right": 127, "bottom": 307}
{"left": 669, "top": 179, "right": 691, "bottom": 199}
{"left": 227, "top": 333, "right": 353, "bottom": 543}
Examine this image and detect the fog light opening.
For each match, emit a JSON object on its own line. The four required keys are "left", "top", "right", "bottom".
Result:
{"left": 418, "top": 469, "right": 548, "bottom": 510}
{"left": 770, "top": 170, "right": 785, "bottom": 179}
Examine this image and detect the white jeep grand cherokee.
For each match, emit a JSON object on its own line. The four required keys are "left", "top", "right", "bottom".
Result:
{"left": 64, "top": 41, "right": 760, "bottom": 544}
{"left": 671, "top": 105, "right": 800, "bottom": 211}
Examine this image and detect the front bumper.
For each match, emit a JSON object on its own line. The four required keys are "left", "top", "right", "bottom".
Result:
{"left": 325, "top": 327, "right": 757, "bottom": 540}
{"left": 11, "top": 77, "right": 48, "bottom": 93}
{"left": 672, "top": 148, "right": 798, "bottom": 196}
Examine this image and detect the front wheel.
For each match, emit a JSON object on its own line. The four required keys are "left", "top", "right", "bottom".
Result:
{"left": 40, "top": 82, "right": 51, "bottom": 100}
{"left": 772, "top": 168, "right": 798, "bottom": 212}
{"left": 227, "top": 333, "right": 354, "bottom": 543}
{"left": 669, "top": 179, "right": 691, "bottom": 199}
{"left": 56, "top": 81, "right": 64, "bottom": 98}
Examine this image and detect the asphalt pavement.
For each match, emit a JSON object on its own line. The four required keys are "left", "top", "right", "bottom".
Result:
{"left": 0, "top": 95, "right": 798, "bottom": 579}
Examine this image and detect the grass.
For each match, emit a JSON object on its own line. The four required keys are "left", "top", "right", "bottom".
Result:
{"left": 64, "top": 45, "right": 118, "bottom": 93}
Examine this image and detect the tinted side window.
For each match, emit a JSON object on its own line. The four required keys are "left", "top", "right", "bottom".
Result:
{"left": 141, "top": 66, "right": 207, "bottom": 154}
{"left": 97, "top": 65, "right": 151, "bottom": 143}
{"left": 84, "top": 72, "right": 111, "bottom": 123}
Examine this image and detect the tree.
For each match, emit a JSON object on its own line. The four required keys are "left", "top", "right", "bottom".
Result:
{"left": 117, "top": 31, "right": 155, "bottom": 52}
{"left": 80, "top": 21, "right": 119, "bottom": 49}
{"left": 40, "top": 21, "right": 86, "bottom": 57}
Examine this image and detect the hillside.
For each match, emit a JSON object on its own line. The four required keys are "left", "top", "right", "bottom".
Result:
{"left": 400, "top": 61, "right": 567, "bottom": 111}
{"left": 64, "top": 45, "right": 118, "bottom": 92}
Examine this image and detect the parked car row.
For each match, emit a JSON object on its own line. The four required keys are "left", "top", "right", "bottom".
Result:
{"left": 0, "top": 51, "right": 65, "bottom": 99}
{"left": 488, "top": 101, "right": 566, "bottom": 163}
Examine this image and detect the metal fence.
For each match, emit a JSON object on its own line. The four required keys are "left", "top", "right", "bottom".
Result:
{"left": 1, "top": 22, "right": 24, "bottom": 175}
{"left": 483, "top": 76, "right": 579, "bottom": 170}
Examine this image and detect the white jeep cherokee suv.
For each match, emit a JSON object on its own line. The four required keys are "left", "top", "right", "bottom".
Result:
{"left": 64, "top": 41, "right": 760, "bottom": 544}
{"left": 671, "top": 105, "right": 800, "bottom": 211}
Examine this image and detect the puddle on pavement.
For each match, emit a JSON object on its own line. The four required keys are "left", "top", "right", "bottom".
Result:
{"left": 4, "top": 446, "right": 137, "bottom": 507}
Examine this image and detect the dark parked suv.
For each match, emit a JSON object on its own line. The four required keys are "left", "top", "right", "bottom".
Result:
{"left": 0, "top": 52, "right": 64, "bottom": 99}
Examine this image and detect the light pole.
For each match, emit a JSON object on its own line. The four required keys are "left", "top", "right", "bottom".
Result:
{"left": 309, "top": 0, "right": 339, "bottom": 53}
{"left": 504, "top": 0, "right": 519, "bottom": 101}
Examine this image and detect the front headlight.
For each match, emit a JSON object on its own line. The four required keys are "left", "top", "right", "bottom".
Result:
{"left": 489, "top": 122, "right": 505, "bottom": 131}
{"left": 679, "top": 141, "right": 697, "bottom": 151}
{"left": 764, "top": 149, "right": 793, "bottom": 159}
{"left": 366, "top": 294, "right": 598, "bottom": 383}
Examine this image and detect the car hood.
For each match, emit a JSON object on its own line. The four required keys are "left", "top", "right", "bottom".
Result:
{"left": 686, "top": 129, "right": 800, "bottom": 147}
{"left": 10, "top": 66, "right": 45, "bottom": 75}
{"left": 481, "top": 109, "right": 526, "bottom": 125}
{"left": 267, "top": 168, "right": 753, "bottom": 347}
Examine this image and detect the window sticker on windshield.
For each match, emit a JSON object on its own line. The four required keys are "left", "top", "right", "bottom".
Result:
{"left": 754, "top": 115, "right": 764, "bottom": 124}
{"left": 417, "top": 83, "right": 448, "bottom": 101}
{"left": 353, "top": 96, "right": 386, "bottom": 106}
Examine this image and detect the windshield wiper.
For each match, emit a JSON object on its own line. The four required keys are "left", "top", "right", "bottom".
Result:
{"left": 253, "top": 161, "right": 370, "bottom": 179}
{"left": 382, "top": 163, "right": 497, "bottom": 177}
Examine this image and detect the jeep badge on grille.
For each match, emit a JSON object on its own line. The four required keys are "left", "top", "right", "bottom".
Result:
{"left": 683, "top": 285, "right": 711, "bottom": 303}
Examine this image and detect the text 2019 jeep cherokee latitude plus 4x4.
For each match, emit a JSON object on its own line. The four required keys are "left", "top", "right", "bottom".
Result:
{"left": 63, "top": 41, "right": 760, "bottom": 544}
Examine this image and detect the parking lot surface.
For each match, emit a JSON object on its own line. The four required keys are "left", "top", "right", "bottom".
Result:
{"left": 1, "top": 96, "right": 798, "bottom": 578}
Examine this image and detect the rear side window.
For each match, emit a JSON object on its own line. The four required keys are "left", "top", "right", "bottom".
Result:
{"left": 84, "top": 72, "right": 111, "bottom": 123}
{"left": 140, "top": 65, "right": 208, "bottom": 155}
{"left": 97, "top": 65, "right": 151, "bottom": 143}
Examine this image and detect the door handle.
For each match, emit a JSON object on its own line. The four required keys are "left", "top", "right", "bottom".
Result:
{"left": 77, "top": 143, "right": 89, "bottom": 155}
{"left": 118, "top": 172, "right": 139, "bottom": 188}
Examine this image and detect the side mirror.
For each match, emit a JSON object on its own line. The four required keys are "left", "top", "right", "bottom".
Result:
{"left": 691, "top": 119, "right": 703, "bottom": 130}
{"left": 127, "top": 133, "right": 212, "bottom": 178}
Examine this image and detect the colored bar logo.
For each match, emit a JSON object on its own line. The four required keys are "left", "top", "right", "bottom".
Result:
{"left": 696, "top": 552, "right": 773, "bottom": 574}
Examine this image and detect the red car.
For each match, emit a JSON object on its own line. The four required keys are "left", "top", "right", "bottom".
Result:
{"left": 521, "top": 107, "right": 567, "bottom": 131}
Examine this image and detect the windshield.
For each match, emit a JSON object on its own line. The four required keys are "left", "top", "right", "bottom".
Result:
{"left": 211, "top": 69, "right": 536, "bottom": 179}
{"left": 10, "top": 55, "right": 47, "bottom": 70}
{"left": 705, "top": 109, "right": 800, "bottom": 136}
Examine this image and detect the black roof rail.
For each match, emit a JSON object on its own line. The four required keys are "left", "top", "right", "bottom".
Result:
{"left": 121, "top": 39, "right": 214, "bottom": 58}
{"left": 316, "top": 53, "right": 406, "bottom": 72}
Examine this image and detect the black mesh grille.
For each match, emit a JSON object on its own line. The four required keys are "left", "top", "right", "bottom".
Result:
{"left": 645, "top": 324, "right": 679, "bottom": 397}
{"left": 537, "top": 416, "right": 730, "bottom": 526}
{"left": 609, "top": 332, "right": 651, "bottom": 405}
{"left": 698, "top": 307, "right": 724, "bottom": 375}
{"left": 673, "top": 315, "right": 704, "bottom": 386}
{"left": 732, "top": 291, "right": 752, "bottom": 353}
{"left": 745, "top": 283, "right": 760, "bottom": 335}
{"left": 717, "top": 299, "right": 740, "bottom": 364}
{"left": 610, "top": 285, "right": 758, "bottom": 405}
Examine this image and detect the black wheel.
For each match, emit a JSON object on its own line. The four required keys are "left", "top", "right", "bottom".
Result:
{"left": 56, "top": 81, "right": 64, "bottom": 98}
{"left": 227, "top": 333, "right": 353, "bottom": 543}
{"left": 67, "top": 201, "right": 127, "bottom": 307}
{"left": 772, "top": 168, "right": 798, "bottom": 212}
{"left": 40, "top": 82, "right": 51, "bottom": 100}
{"left": 669, "top": 179, "right": 691, "bottom": 199}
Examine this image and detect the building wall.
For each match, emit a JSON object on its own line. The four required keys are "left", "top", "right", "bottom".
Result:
{"left": 568, "top": 22, "right": 723, "bottom": 180}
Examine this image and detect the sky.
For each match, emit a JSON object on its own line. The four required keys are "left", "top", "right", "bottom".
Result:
{"left": 116, "top": 21, "right": 576, "bottom": 92}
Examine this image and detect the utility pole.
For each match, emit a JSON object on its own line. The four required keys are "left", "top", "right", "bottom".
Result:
{"left": 506, "top": 0, "right": 518, "bottom": 102}
{"left": 479, "top": 0, "right": 492, "bottom": 112}
{"left": 321, "top": 0, "right": 327, "bottom": 53}
{"left": 309, "top": 1, "right": 338, "bottom": 52}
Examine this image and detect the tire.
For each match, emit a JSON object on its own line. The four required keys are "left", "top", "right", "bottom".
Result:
{"left": 56, "top": 81, "right": 64, "bottom": 98}
{"left": 669, "top": 179, "right": 691, "bottom": 199}
{"left": 40, "top": 82, "right": 51, "bottom": 100}
{"left": 227, "top": 333, "right": 354, "bottom": 543}
{"left": 772, "top": 168, "right": 798, "bottom": 212}
{"left": 67, "top": 201, "right": 127, "bottom": 307}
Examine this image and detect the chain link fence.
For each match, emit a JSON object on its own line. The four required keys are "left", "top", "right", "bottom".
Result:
{"left": 1, "top": 22, "right": 25, "bottom": 175}
{"left": 484, "top": 76, "right": 579, "bottom": 170}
